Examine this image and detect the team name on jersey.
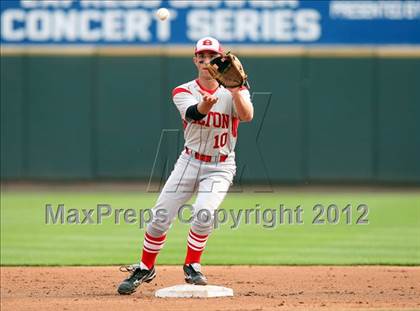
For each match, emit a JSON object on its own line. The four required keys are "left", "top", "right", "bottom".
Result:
{"left": 191, "top": 111, "right": 230, "bottom": 129}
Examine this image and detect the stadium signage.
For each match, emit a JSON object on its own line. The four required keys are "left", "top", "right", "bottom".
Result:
{"left": 1, "top": 0, "right": 419, "bottom": 45}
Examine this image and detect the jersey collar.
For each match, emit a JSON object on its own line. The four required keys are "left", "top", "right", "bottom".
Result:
{"left": 195, "top": 79, "right": 218, "bottom": 95}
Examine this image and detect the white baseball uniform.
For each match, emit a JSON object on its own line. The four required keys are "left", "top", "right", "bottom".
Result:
{"left": 117, "top": 37, "right": 251, "bottom": 288}
{"left": 146, "top": 79, "right": 252, "bottom": 237}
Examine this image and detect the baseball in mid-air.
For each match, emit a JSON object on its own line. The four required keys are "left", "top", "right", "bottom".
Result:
{"left": 156, "top": 8, "right": 170, "bottom": 21}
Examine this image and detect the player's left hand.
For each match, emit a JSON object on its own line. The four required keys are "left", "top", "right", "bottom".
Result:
{"left": 226, "top": 87, "right": 241, "bottom": 94}
{"left": 206, "top": 52, "right": 248, "bottom": 88}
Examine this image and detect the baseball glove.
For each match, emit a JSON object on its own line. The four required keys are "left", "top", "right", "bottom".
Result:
{"left": 206, "top": 52, "right": 249, "bottom": 88}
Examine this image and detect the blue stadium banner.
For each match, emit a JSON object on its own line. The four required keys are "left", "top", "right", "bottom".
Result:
{"left": 1, "top": 0, "right": 419, "bottom": 46}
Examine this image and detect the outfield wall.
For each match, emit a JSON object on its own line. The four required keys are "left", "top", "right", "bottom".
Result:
{"left": 1, "top": 50, "right": 420, "bottom": 183}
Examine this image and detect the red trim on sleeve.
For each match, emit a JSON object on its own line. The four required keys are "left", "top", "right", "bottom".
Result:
{"left": 195, "top": 79, "right": 218, "bottom": 95}
{"left": 239, "top": 86, "right": 248, "bottom": 90}
{"left": 232, "top": 117, "right": 240, "bottom": 138}
{"left": 172, "top": 87, "right": 192, "bottom": 97}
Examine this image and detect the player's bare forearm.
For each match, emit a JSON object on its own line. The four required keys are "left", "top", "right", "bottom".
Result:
{"left": 231, "top": 90, "right": 254, "bottom": 122}
{"left": 197, "top": 89, "right": 218, "bottom": 115}
{"left": 197, "top": 101, "right": 215, "bottom": 115}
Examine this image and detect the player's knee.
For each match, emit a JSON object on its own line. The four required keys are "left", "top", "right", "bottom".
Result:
{"left": 191, "top": 208, "right": 214, "bottom": 235}
{"left": 145, "top": 206, "right": 175, "bottom": 235}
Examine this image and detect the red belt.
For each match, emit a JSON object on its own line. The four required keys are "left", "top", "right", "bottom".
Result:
{"left": 185, "top": 147, "right": 228, "bottom": 163}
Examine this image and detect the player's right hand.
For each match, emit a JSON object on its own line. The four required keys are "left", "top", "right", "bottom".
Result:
{"left": 198, "top": 89, "right": 218, "bottom": 106}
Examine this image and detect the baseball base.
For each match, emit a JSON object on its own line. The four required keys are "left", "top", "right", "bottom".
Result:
{"left": 155, "top": 284, "right": 234, "bottom": 298}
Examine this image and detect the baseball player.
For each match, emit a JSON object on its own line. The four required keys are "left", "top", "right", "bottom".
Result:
{"left": 118, "top": 36, "right": 253, "bottom": 295}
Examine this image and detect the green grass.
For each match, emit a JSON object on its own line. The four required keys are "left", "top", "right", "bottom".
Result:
{"left": 1, "top": 190, "right": 419, "bottom": 266}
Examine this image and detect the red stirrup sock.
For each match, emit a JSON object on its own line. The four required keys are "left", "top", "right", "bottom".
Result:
{"left": 184, "top": 229, "right": 209, "bottom": 264}
{"left": 140, "top": 232, "right": 166, "bottom": 269}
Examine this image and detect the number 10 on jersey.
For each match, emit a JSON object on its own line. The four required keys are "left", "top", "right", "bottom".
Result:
{"left": 213, "top": 132, "right": 228, "bottom": 148}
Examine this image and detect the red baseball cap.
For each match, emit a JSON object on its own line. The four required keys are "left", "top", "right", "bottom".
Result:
{"left": 194, "top": 37, "right": 223, "bottom": 54}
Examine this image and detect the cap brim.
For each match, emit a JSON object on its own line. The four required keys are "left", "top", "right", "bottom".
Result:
{"left": 195, "top": 47, "right": 222, "bottom": 54}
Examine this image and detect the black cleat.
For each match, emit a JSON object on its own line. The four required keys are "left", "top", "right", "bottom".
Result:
{"left": 183, "top": 263, "right": 208, "bottom": 285}
{"left": 117, "top": 264, "right": 156, "bottom": 295}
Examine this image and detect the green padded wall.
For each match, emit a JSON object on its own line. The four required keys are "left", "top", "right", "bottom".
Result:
{"left": 94, "top": 56, "right": 163, "bottom": 179}
{"left": 235, "top": 57, "right": 304, "bottom": 183}
{"left": 376, "top": 58, "right": 420, "bottom": 182}
{"left": 25, "top": 56, "right": 93, "bottom": 179}
{"left": 1, "top": 55, "right": 419, "bottom": 183}
{"left": 306, "top": 58, "right": 374, "bottom": 181}
{"left": 1, "top": 56, "right": 24, "bottom": 178}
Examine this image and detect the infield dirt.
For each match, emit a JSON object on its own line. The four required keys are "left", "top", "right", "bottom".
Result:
{"left": 1, "top": 266, "right": 419, "bottom": 311}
